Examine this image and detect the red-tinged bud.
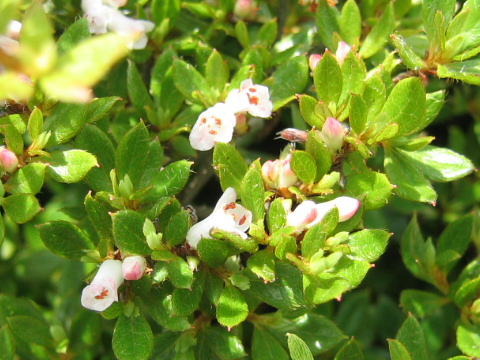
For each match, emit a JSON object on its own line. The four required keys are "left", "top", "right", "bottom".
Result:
{"left": 279, "top": 154, "right": 297, "bottom": 188}
{"left": 309, "top": 53, "right": 322, "bottom": 71}
{"left": 335, "top": 41, "right": 351, "bottom": 65}
{"left": 319, "top": 117, "right": 345, "bottom": 152}
{"left": 0, "top": 147, "right": 19, "bottom": 173}
{"left": 234, "top": 0, "right": 257, "bottom": 19}
{"left": 122, "top": 255, "right": 147, "bottom": 281}
{"left": 261, "top": 155, "right": 298, "bottom": 190}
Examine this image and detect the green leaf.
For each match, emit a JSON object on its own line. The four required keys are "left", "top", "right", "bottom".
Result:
{"left": 422, "top": 0, "right": 455, "bottom": 40}
{"left": 127, "top": 60, "right": 155, "bottom": 119}
{"left": 235, "top": 21, "right": 249, "bottom": 48}
{"left": 305, "top": 131, "right": 332, "bottom": 181}
{"left": 315, "top": 1, "right": 340, "bottom": 49}
{"left": 359, "top": 3, "right": 394, "bottom": 58}
{"left": 397, "top": 146, "right": 475, "bottom": 182}
{"left": 28, "top": 107, "right": 43, "bottom": 141}
{"left": 112, "top": 314, "right": 154, "bottom": 360}
{"left": 151, "top": 0, "right": 180, "bottom": 26}
{"left": 205, "top": 50, "right": 228, "bottom": 94}
{"left": 437, "top": 60, "right": 480, "bottom": 85}
{"left": 287, "top": 333, "right": 314, "bottom": 360}
{"left": 339, "top": 0, "right": 361, "bottom": 44}
{"left": 247, "top": 249, "right": 276, "bottom": 283}
{"left": 334, "top": 339, "right": 364, "bottom": 360}
{"left": 85, "top": 192, "right": 113, "bottom": 243}
{"left": 400, "top": 290, "right": 446, "bottom": 318}
{"left": 204, "top": 327, "right": 247, "bottom": 359}
{"left": 314, "top": 52, "right": 343, "bottom": 107}
{"left": 396, "top": 315, "right": 428, "bottom": 360}
{"left": 168, "top": 256, "right": 194, "bottom": 289}
{"left": 348, "top": 229, "right": 390, "bottom": 262}
{"left": 390, "top": 34, "right": 426, "bottom": 70}
{"left": 457, "top": 321, "right": 480, "bottom": 357}
{"left": 270, "top": 55, "right": 309, "bottom": 105}
{"left": 112, "top": 210, "right": 151, "bottom": 255}
{"left": 0, "top": 325, "right": 15, "bottom": 360}
{"left": 388, "top": 339, "right": 412, "bottom": 360}
{"left": 75, "top": 124, "right": 116, "bottom": 192}
{"left": 37, "top": 220, "right": 94, "bottom": 259}
{"left": 213, "top": 143, "right": 248, "bottom": 194}
{"left": 41, "top": 34, "right": 129, "bottom": 102}
{"left": 345, "top": 170, "right": 392, "bottom": 210}
{"left": 2, "top": 193, "right": 41, "bottom": 224}
{"left": 165, "top": 210, "right": 190, "bottom": 246}
{"left": 252, "top": 327, "right": 290, "bottom": 360}
{"left": 172, "top": 271, "right": 205, "bottom": 316}
{"left": 437, "top": 215, "right": 473, "bottom": 271}
{"left": 302, "top": 208, "right": 338, "bottom": 259}
{"left": 290, "top": 150, "right": 317, "bottom": 184}
{"left": 173, "top": 59, "right": 214, "bottom": 106}
{"left": 255, "top": 18, "right": 278, "bottom": 47}
{"left": 216, "top": 285, "right": 248, "bottom": 328}
{"left": 267, "top": 198, "right": 287, "bottom": 234}
{"left": 57, "top": 18, "right": 90, "bottom": 54}
{"left": 454, "top": 276, "right": 480, "bottom": 308}
{"left": 68, "top": 309, "right": 102, "bottom": 353}
{"left": 241, "top": 161, "right": 265, "bottom": 222}
{"left": 115, "top": 122, "right": 149, "bottom": 189}
{"left": 299, "top": 95, "right": 324, "bottom": 128}
{"left": 4, "top": 124, "right": 23, "bottom": 155}
{"left": 198, "top": 238, "right": 229, "bottom": 268}
{"left": 384, "top": 148, "right": 437, "bottom": 204}
{"left": 4, "top": 163, "right": 46, "bottom": 195}
{"left": 340, "top": 51, "right": 366, "bottom": 105}
{"left": 7, "top": 315, "right": 53, "bottom": 348}
{"left": 40, "top": 150, "right": 98, "bottom": 184}
{"left": 19, "top": 2, "right": 54, "bottom": 55}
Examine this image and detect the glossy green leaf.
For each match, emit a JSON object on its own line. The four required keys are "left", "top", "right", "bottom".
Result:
{"left": 205, "top": 50, "right": 228, "bottom": 94}
{"left": 388, "top": 339, "right": 412, "bottom": 360}
{"left": 340, "top": 51, "right": 366, "bottom": 105}
{"left": 287, "top": 333, "right": 314, "bottom": 360}
{"left": 3, "top": 193, "right": 41, "bottom": 224}
{"left": 267, "top": 198, "right": 287, "bottom": 234}
{"left": 457, "top": 321, "right": 480, "bottom": 357}
{"left": 27, "top": 107, "right": 43, "bottom": 141}
{"left": 391, "top": 34, "right": 426, "bottom": 70}
{"left": 334, "top": 339, "right": 364, "bottom": 360}
{"left": 348, "top": 229, "right": 390, "bottom": 262}
{"left": 437, "top": 60, "right": 480, "bottom": 85}
{"left": 216, "top": 285, "right": 248, "bottom": 328}
{"left": 204, "top": 327, "right": 247, "bottom": 359}
{"left": 315, "top": 1, "right": 340, "bottom": 49}
{"left": 198, "top": 238, "right": 229, "bottom": 268}
{"left": 396, "top": 315, "right": 428, "bottom": 360}
{"left": 299, "top": 95, "right": 324, "bottom": 128}
{"left": 172, "top": 59, "right": 214, "bottom": 106}
{"left": 112, "top": 314, "right": 154, "bottom": 360}
{"left": 345, "top": 170, "right": 392, "bottom": 210}
{"left": 0, "top": 325, "right": 15, "bottom": 360}
{"left": 270, "top": 55, "right": 309, "bottom": 105}
{"left": 40, "top": 150, "right": 98, "bottom": 184}
{"left": 213, "top": 143, "right": 248, "bottom": 194}
{"left": 112, "top": 210, "right": 151, "bottom": 255}
{"left": 247, "top": 249, "right": 276, "bottom": 283}
{"left": 241, "top": 161, "right": 265, "bottom": 222}
{"left": 400, "top": 290, "right": 447, "bottom": 318}
{"left": 127, "top": 60, "right": 155, "bottom": 119}
{"left": 7, "top": 315, "right": 53, "bottom": 348}
{"left": 165, "top": 210, "right": 190, "bottom": 246}
{"left": 168, "top": 256, "right": 194, "bottom": 289}
{"left": 359, "top": 3, "right": 394, "bottom": 58}
{"left": 57, "top": 18, "right": 90, "bottom": 54}
{"left": 339, "top": 0, "right": 361, "bottom": 44}
{"left": 305, "top": 131, "right": 332, "bottom": 181}
{"left": 422, "top": 0, "right": 455, "bottom": 40}
{"left": 290, "top": 150, "right": 316, "bottom": 184}
{"left": 172, "top": 271, "right": 205, "bottom": 316}
{"left": 314, "top": 52, "right": 342, "bottom": 107}
{"left": 302, "top": 207, "right": 338, "bottom": 259}
{"left": 349, "top": 95, "right": 367, "bottom": 135}
{"left": 4, "top": 163, "right": 46, "bottom": 195}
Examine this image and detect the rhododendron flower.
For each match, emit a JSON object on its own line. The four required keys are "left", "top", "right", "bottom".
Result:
{"left": 0, "top": 147, "right": 19, "bottom": 173}
{"left": 81, "top": 259, "right": 124, "bottom": 312}
{"left": 122, "top": 255, "right": 146, "bottom": 280}
{"left": 189, "top": 103, "right": 237, "bottom": 151}
{"left": 261, "top": 154, "right": 298, "bottom": 189}
{"left": 319, "top": 117, "right": 345, "bottom": 152}
{"left": 225, "top": 79, "right": 273, "bottom": 118}
{"left": 186, "top": 187, "right": 252, "bottom": 249}
{"left": 81, "top": 0, "right": 154, "bottom": 49}
{"left": 286, "top": 197, "right": 360, "bottom": 233}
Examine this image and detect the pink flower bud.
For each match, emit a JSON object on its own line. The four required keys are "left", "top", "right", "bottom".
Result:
{"left": 315, "top": 196, "right": 360, "bottom": 222}
{"left": 286, "top": 200, "right": 319, "bottom": 232}
{"left": 81, "top": 259, "right": 124, "bottom": 312}
{"left": 319, "top": 117, "right": 345, "bottom": 152}
{"left": 335, "top": 41, "right": 351, "bottom": 65}
{"left": 279, "top": 154, "right": 297, "bottom": 188}
{"left": 122, "top": 255, "right": 147, "bottom": 280}
{"left": 261, "top": 160, "right": 278, "bottom": 188}
{"left": 234, "top": 0, "right": 257, "bottom": 19}
{"left": 0, "top": 147, "right": 19, "bottom": 173}
{"left": 309, "top": 54, "right": 322, "bottom": 71}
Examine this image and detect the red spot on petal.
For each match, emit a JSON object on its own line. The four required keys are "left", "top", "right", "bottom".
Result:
{"left": 95, "top": 289, "right": 109, "bottom": 300}
{"left": 224, "top": 202, "right": 236, "bottom": 210}
{"left": 239, "top": 215, "right": 247, "bottom": 225}
{"left": 249, "top": 87, "right": 257, "bottom": 92}
{"left": 201, "top": 117, "right": 207, "bottom": 124}
{"left": 247, "top": 93, "right": 259, "bottom": 105}
{"left": 214, "top": 117, "right": 222, "bottom": 125}
{"left": 209, "top": 130, "right": 217, "bottom": 135}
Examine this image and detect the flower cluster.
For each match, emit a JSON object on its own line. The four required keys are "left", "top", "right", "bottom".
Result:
{"left": 286, "top": 196, "right": 360, "bottom": 233}
{"left": 81, "top": 0, "right": 154, "bottom": 49}
{"left": 81, "top": 256, "right": 146, "bottom": 311}
{"left": 186, "top": 187, "right": 253, "bottom": 249}
{"left": 189, "top": 79, "right": 273, "bottom": 151}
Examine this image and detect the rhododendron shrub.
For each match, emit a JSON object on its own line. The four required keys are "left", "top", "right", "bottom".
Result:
{"left": 0, "top": 0, "right": 479, "bottom": 359}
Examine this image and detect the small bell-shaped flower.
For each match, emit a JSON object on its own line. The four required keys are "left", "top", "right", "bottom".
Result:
{"left": 319, "top": 117, "right": 345, "bottom": 153}
{"left": 261, "top": 154, "right": 298, "bottom": 189}
{"left": 225, "top": 79, "right": 273, "bottom": 118}
{"left": 286, "top": 196, "right": 360, "bottom": 233}
{"left": 186, "top": 187, "right": 253, "bottom": 249}
{"left": 122, "top": 255, "right": 147, "bottom": 280}
{"left": 308, "top": 53, "right": 322, "bottom": 71}
{"left": 335, "top": 41, "right": 351, "bottom": 65}
{"left": 81, "top": 259, "right": 124, "bottom": 312}
{"left": 0, "top": 147, "right": 19, "bottom": 173}
{"left": 189, "top": 102, "right": 237, "bottom": 151}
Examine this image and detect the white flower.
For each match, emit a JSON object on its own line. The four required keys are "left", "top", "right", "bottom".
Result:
{"left": 81, "top": 0, "right": 154, "bottom": 49}
{"left": 122, "top": 255, "right": 146, "bottom": 280}
{"left": 225, "top": 79, "right": 273, "bottom": 118}
{"left": 81, "top": 259, "right": 124, "bottom": 312}
{"left": 186, "top": 187, "right": 253, "bottom": 249}
{"left": 261, "top": 154, "right": 298, "bottom": 189}
{"left": 189, "top": 102, "right": 237, "bottom": 151}
{"left": 286, "top": 196, "right": 360, "bottom": 233}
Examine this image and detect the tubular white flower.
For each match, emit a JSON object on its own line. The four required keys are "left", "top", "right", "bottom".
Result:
{"left": 189, "top": 103, "right": 237, "bottom": 151}
{"left": 286, "top": 197, "right": 360, "bottom": 233}
{"left": 261, "top": 154, "right": 298, "bottom": 190}
{"left": 225, "top": 79, "right": 273, "bottom": 118}
{"left": 81, "top": 259, "right": 124, "bottom": 312}
{"left": 186, "top": 187, "right": 253, "bottom": 249}
{"left": 122, "top": 255, "right": 147, "bottom": 280}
